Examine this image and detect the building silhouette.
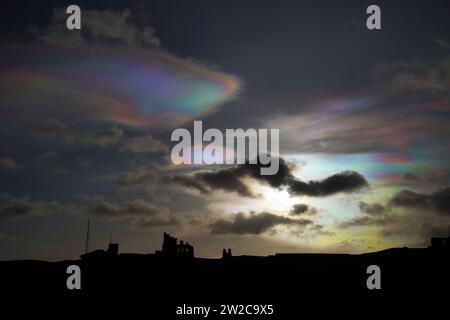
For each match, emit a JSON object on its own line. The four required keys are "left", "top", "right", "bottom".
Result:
{"left": 80, "top": 242, "right": 119, "bottom": 260}
{"left": 429, "top": 236, "right": 450, "bottom": 250}
{"left": 155, "top": 232, "right": 194, "bottom": 258}
{"left": 222, "top": 248, "right": 232, "bottom": 259}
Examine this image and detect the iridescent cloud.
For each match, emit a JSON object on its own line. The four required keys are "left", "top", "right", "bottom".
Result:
{"left": 0, "top": 44, "right": 242, "bottom": 126}
{"left": 268, "top": 91, "right": 450, "bottom": 191}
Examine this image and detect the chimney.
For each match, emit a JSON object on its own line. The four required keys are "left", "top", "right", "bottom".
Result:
{"left": 107, "top": 243, "right": 119, "bottom": 255}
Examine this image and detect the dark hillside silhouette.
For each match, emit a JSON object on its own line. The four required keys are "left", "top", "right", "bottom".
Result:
{"left": 0, "top": 233, "right": 448, "bottom": 300}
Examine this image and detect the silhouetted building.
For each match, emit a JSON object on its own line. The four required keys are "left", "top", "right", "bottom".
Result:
{"left": 430, "top": 237, "right": 450, "bottom": 250}
{"left": 155, "top": 232, "right": 194, "bottom": 258}
{"left": 222, "top": 248, "right": 232, "bottom": 259}
{"left": 107, "top": 243, "right": 119, "bottom": 255}
{"left": 80, "top": 242, "right": 119, "bottom": 260}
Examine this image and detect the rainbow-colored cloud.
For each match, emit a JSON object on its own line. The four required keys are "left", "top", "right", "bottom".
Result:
{"left": 0, "top": 44, "right": 241, "bottom": 126}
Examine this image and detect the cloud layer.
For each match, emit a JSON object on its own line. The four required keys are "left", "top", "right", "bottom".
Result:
{"left": 210, "top": 212, "right": 312, "bottom": 235}
{"left": 170, "top": 159, "right": 368, "bottom": 198}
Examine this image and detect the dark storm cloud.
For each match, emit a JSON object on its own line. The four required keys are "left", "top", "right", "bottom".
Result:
{"left": 210, "top": 212, "right": 312, "bottom": 235}
{"left": 170, "top": 158, "right": 368, "bottom": 198}
{"left": 289, "top": 204, "right": 318, "bottom": 216}
{"left": 287, "top": 171, "right": 369, "bottom": 197}
{"left": 389, "top": 187, "right": 450, "bottom": 215}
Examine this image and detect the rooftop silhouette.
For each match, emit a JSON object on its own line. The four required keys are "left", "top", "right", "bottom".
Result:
{"left": 0, "top": 233, "right": 448, "bottom": 300}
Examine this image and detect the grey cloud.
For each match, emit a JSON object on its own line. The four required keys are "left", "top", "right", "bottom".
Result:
{"left": 170, "top": 158, "right": 368, "bottom": 198}
{"left": 210, "top": 212, "right": 312, "bottom": 235}
{"left": 34, "top": 118, "right": 66, "bottom": 134}
{"left": 340, "top": 201, "right": 392, "bottom": 229}
{"left": 287, "top": 170, "right": 369, "bottom": 197}
{"left": 308, "top": 224, "right": 335, "bottom": 237}
{"left": 34, "top": 8, "right": 160, "bottom": 48}
{"left": 118, "top": 165, "right": 163, "bottom": 186}
{"left": 339, "top": 216, "right": 394, "bottom": 228}
{"left": 389, "top": 187, "right": 450, "bottom": 215}
{"left": 35, "top": 118, "right": 125, "bottom": 148}
{"left": 132, "top": 216, "right": 179, "bottom": 229}
{"left": 340, "top": 187, "right": 450, "bottom": 239}
{"left": 290, "top": 204, "right": 318, "bottom": 216}
{"left": 35, "top": 118, "right": 168, "bottom": 153}
{"left": 84, "top": 127, "right": 125, "bottom": 147}
{"left": 93, "top": 199, "right": 169, "bottom": 217}
{"left": 0, "top": 195, "right": 80, "bottom": 219}
{"left": 358, "top": 201, "right": 388, "bottom": 216}
{"left": 92, "top": 199, "right": 177, "bottom": 229}
{"left": 119, "top": 135, "right": 168, "bottom": 154}
{"left": 37, "top": 151, "right": 58, "bottom": 160}
{"left": 375, "top": 55, "right": 450, "bottom": 96}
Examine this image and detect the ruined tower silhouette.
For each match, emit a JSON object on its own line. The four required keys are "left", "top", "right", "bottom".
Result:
{"left": 156, "top": 232, "right": 194, "bottom": 258}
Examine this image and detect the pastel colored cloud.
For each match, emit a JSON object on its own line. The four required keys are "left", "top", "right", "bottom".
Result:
{"left": 0, "top": 44, "right": 241, "bottom": 126}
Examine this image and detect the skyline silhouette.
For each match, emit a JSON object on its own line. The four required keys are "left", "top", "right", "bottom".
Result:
{"left": 0, "top": 232, "right": 448, "bottom": 299}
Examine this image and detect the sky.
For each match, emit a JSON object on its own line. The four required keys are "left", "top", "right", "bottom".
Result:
{"left": 0, "top": 0, "right": 449, "bottom": 260}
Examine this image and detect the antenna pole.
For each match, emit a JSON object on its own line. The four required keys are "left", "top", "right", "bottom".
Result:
{"left": 84, "top": 219, "right": 90, "bottom": 254}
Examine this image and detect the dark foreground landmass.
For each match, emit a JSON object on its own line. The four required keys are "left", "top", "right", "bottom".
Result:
{"left": 0, "top": 247, "right": 448, "bottom": 300}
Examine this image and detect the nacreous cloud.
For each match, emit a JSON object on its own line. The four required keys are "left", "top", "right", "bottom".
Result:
{"left": 0, "top": 9, "right": 242, "bottom": 128}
